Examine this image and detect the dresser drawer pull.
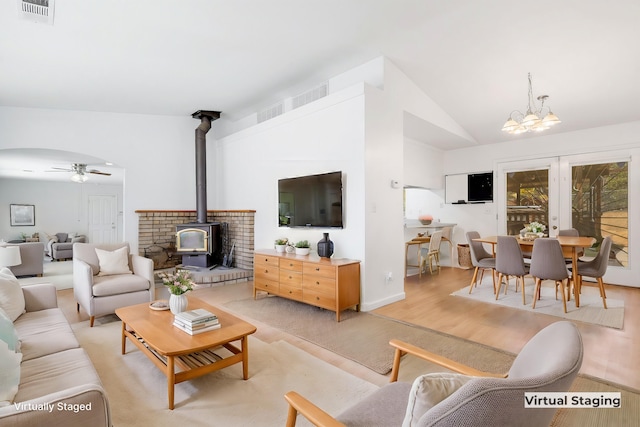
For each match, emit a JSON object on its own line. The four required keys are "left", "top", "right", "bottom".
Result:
{"left": 289, "top": 263, "right": 294, "bottom": 267}
{"left": 289, "top": 276, "right": 293, "bottom": 279}
{"left": 316, "top": 296, "right": 320, "bottom": 301}
{"left": 315, "top": 267, "right": 320, "bottom": 271}
{"left": 264, "top": 269, "right": 269, "bottom": 273}
{"left": 265, "top": 258, "right": 269, "bottom": 262}
{"left": 316, "top": 281, "right": 320, "bottom": 285}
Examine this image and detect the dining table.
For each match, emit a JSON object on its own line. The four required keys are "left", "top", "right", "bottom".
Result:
{"left": 473, "top": 235, "right": 596, "bottom": 307}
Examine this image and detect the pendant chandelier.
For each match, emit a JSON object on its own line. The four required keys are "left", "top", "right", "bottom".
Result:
{"left": 501, "top": 73, "right": 561, "bottom": 134}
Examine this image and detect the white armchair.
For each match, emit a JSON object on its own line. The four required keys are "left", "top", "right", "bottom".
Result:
{"left": 73, "top": 242, "right": 155, "bottom": 327}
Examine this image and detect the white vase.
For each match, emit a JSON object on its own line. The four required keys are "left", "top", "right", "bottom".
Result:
{"left": 295, "top": 247, "right": 310, "bottom": 255}
{"left": 275, "top": 244, "right": 286, "bottom": 253}
{"left": 169, "top": 293, "right": 188, "bottom": 315}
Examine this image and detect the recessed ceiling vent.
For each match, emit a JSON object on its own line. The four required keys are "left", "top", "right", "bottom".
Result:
{"left": 292, "top": 82, "right": 329, "bottom": 110}
{"left": 257, "top": 102, "right": 284, "bottom": 124}
{"left": 17, "top": 0, "right": 55, "bottom": 25}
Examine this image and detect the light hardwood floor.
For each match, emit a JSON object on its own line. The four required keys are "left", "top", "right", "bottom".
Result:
{"left": 58, "top": 266, "right": 639, "bottom": 391}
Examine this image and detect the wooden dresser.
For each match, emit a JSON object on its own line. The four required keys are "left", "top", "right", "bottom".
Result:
{"left": 253, "top": 249, "right": 361, "bottom": 321}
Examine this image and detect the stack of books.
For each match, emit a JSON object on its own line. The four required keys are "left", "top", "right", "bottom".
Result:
{"left": 173, "top": 308, "right": 220, "bottom": 335}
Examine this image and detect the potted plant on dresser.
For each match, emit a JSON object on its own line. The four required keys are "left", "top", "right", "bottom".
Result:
{"left": 275, "top": 238, "right": 288, "bottom": 253}
{"left": 294, "top": 240, "right": 311, "bottom": 255}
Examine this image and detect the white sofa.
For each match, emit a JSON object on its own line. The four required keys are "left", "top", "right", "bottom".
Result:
{"left": 0, "top": 271, "right": 111, "bottom": 426}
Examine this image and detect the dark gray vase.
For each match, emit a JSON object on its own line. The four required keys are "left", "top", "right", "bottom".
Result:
{"left": 317, "top": 233, "right": 334, "bottom": 258}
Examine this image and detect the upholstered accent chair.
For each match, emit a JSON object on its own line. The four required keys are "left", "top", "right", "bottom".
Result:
{"left": 285, "top": 321, "right": 583, "bottom": 427}
{"left": 530, "top": 238, "right": 572, "bottom": 313}
{"left": 73, "top": 242, "right": 154, "bottom": 326}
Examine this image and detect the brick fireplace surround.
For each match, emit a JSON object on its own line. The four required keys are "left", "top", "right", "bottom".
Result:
{"left": 135, "top": 210, "right": 255, "bottom": 286}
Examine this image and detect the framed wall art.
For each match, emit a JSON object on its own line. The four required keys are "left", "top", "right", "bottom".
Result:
{"left": 10, "top": 204, "right": 35, "bottom": 226}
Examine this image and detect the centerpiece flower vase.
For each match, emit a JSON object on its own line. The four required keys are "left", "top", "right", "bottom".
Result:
{"left": 317, "top": 233, "right": 334, "bottom": 258}
{"left": 169, "top": 293, "right": 188, "bottom": 315}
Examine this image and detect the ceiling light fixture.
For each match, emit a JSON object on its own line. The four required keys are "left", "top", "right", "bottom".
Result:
{"left": 70, "top": 172, "right": 88, "bottom": 183}
{"left": 502, "top": 73, "right": 561, "bottom": 135}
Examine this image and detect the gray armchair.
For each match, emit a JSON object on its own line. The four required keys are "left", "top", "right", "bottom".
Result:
{"left": 285, "top": 321, "right": 583, "bottom": 427}
{"left": 48, "top": 233, "right": 86, "bottom": 261}
{"left": 73, "top": 242, "right": 154, "bottom": 326}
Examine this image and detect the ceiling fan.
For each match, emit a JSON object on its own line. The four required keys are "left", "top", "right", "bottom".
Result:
{"left": 47, "top": 163, "right": 111, "bottom": 182}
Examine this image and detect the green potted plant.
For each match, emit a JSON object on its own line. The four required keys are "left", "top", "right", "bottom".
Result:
{"left": 274, "top": 238, "right": 288, "bottom": 253}
{"left": 294, "top": 240, "right": 311, "bottom": 256}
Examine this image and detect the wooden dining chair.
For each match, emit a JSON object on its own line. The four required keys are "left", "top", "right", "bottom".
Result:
{"left": 419, "top": 231, "right": 443, "bottom": 278}
{"left": 494, "top": 236, "right": 529, "bottom": 304}
{"left": 466, "top": 231, "right": 496, "bottom": 293}
{"left": 529, "top": 238, "right": 571, "bottom": 313}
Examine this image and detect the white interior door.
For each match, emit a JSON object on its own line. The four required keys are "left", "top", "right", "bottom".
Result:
{"left": 88, "top": 195, "right": 117, "bottom": 244}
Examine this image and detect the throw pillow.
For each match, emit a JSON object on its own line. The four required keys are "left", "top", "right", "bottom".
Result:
{"left": 0, "top": 340, "right": 22, "bottom": 407}
{"left": 0, "top": 308, "right": 19, "bottom": 352}
{"left": 96, "top": 247, "right": 132, "bottom": 276}
{"left": 0, "top": 268, "right": 26, "bottom": 322}
{"left": 402, "top": 373, "right": 473, "bottom": 427}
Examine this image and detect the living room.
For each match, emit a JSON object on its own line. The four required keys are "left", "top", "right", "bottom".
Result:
{"left": 2, "top": 1, "right": 639, "bottom": 426}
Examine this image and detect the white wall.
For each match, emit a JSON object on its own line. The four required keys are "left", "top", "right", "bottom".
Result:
{"left": 213, "top": 84, "right": 367, "bottom": 266}
{"left": 0, "top": 178, "right": 123, "bottom": 242}
{"left": 0, "top": 106, "right": 201, "bottom": 253}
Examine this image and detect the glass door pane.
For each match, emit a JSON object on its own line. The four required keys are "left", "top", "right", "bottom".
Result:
{"left": 506, "top": 169, "right": 549, "bottom": 235}
{"left": 571, "top": 162, "right": 628, "bottom": 267}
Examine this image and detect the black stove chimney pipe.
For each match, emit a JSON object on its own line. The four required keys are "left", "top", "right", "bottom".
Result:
{"left": 191, "top": 110, "right": 221, "bottom": 224}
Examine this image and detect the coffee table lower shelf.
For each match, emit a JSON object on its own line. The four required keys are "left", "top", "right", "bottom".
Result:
{"left": 121, "top": 324, "right": 250, "bottom": 409}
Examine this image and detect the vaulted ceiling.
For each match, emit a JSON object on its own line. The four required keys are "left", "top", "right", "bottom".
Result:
{"left": 2, "top": 1, "right": 639, "bottom": 168}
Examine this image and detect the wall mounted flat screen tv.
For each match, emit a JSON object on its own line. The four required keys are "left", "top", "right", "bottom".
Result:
{"left": 467, "top": 172, "right": 493, "bottom": 202}
{"left": 278, "top": 171, "right": 343, "bottom": 228}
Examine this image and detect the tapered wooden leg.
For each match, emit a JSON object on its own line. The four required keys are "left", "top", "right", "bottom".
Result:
{"left": 90, "top": 316, "right": 95, "bottom": 327}
{"left": 521, "top": 277, "right": 527, "bottom": 305}
{"left": 76, "top": 302, "right": 80, "bottom": 312}
{"left": 167, "top": 356, "right": 175, "bottom": 409}
{"left": 495, "top": 273, "right": 503, "bottom": 299}
{"left": 242, "top": 336, "right": 250, "bottom": 380}
{"left": 469, "top": 267, "right": 480, "bottom": 293}
{"left": 286, "top": 404, "right": 298, "bottom": 427}
{"left": 121, "top": 321, "right": 126, "bottom": 354}
{"left": 598, "top": 278, "right": 607, "bottom": 309}
{"left": 532, "top": 278, "right": 541, "bottom": 309}
{"left": 559, "top": 280, "right": 568, "bottom": 313}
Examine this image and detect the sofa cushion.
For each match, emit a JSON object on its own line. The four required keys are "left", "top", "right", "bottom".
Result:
{"left": 337, "top": 381, "right": 412, "bottom": 427}
{"left": 14, "top": 348, "right": 102, "bottom": 403}
{"left": 14, "top": 309, "right": 79, "bottom": 361}
{"left": 96, "top": 246, "right": 132, "bottom": 276}
{"left": 402, "top": 373, "right": 473, "bottom": 427}
{"left": 0, "top": 268, "right": 26, "bottom": 321}
{"left": 92, "top": 274, "right": 150, "bottom": 297}
{"left": 0, "top": 308, "right": 19, "bottom": 352}
{"left": 0, "top": 340, "right": 22, "bottom": 406}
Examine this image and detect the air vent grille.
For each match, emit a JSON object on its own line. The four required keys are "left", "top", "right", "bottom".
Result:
{"left": 18, "top": 0, "right": 55, "bottom": 24}
{"left": 257, "top": 102, "right": 284, "bottom": 123}
{"left": 292, "top": 82, "right": 329, "bottom": 110}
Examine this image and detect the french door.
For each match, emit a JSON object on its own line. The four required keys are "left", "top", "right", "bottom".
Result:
{"left": 88, "top": 195, "right": 118, "bottom": 244}
{"left": 497, "top": 149, "right": 638, "bottom": 287}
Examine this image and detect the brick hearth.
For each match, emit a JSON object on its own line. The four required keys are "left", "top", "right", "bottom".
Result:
{"left": 136, "top": 210, "right": 255, "bottom": 286}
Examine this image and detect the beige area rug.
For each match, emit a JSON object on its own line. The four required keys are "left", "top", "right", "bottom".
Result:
{"left": 17, "top": 260, "right": 73, "bottom": 290}
{"left": 451, "top": 281, "right": 624, "bottom": 329}
{"left": 71, "top": 318, "right": 377, "bottom": 426}
{"left": 223, "top": 296, "right": 515, "bottom": 375}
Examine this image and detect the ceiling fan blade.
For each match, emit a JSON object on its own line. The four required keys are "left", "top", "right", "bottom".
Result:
{"left": 88, "top": 170, "right": 112, "bottom": 176}
{"left": 48, "top": 167, "right": 73, "bottom": 172}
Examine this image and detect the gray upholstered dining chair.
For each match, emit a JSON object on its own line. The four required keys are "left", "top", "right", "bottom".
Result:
{"left": 466, "top": 231, "right": 496, "bottom": 293}
{"left": 558, "top": 228, "right": 579, "bottom": 237}
{"left": 569, "top": 236, "right": 612, "bottom": 309}
{"left": 529, "top": 238, "right": 571, "bottom": 313}
{"left": 284, "top": 321, "right": 583, "bottom": 427}
{"left": 419, "top": 231, "right": 443, "bottom": 278}
{"left": 494, "top": 236, "right": 530, "bottom": 304}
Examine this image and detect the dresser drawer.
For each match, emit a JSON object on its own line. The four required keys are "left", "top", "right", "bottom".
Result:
{"left": 254, "top": 278, "right": 279, "bottom": 293}
{"left": 280, "top": 259, "right": 303, "bottom": 272}
{"left": 254, "top": 255, "right": 279, "bottom": 268}
{"left": 280, "top": 270, "right": 302, "bottom": 287}
{"left": 279, "top": 284, "right": 303, "bottom": 301}
{"left": 303, "top": 290, "right": 336, "bottom": 311}
{"left": 303, "top": 263, "right": 336, "bottom": 279}
{"left": 303, "top": 275, "right": 335, "bottom": 295}
{"left": 255, "top": 266, "right": 279, "bottom": 283}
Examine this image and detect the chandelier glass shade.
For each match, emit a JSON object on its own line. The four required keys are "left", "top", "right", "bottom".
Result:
{"left": 502, "top": 73, "right": 561, "bottom": 134}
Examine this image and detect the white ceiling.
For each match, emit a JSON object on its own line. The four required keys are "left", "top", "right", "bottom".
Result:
{"left": 2, "top": 0, "right": 640, "bottom": 180}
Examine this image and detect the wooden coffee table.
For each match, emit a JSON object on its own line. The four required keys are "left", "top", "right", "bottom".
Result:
{"left": 115, "top": 297, "right": 257, "bottom": 409}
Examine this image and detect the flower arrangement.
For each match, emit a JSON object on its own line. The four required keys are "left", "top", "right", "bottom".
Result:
{"left": 157, "top": 270, "right": 195, "bottom": 295}
{"left": 525, "top": 222, "right": 546, "bottom": 234}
